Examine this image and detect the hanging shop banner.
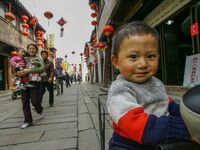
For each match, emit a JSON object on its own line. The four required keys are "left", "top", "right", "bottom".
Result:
{"left": 62, "top": 60, "right": 68, "bottom": 71}
{"left": 46, "top": 33, "right": 55, "bottom": 48}
{"left": 183, "top": 53, "right": 200, "bottom": 87}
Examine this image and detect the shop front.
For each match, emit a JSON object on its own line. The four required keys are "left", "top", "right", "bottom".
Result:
{"left": 143, "top": 0, "right": 200, "bottom": 86}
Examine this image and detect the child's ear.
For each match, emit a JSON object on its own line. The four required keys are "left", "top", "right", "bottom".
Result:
{"left": 111, "top": 55, "right": 119, "bottom": 69}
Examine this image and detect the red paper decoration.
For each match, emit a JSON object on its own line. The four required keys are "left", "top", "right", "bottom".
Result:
{"left": 57, "top": 17, "right": 67, "bottom": 37}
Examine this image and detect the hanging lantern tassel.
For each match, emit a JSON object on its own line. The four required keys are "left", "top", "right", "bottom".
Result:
{"left": 60, "top": 27, "right": 64, "bottom": 37}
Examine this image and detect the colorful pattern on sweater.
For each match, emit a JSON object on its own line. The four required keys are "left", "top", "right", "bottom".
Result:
{"left": 107, "top": 75, "right": 189, "bottom": 146}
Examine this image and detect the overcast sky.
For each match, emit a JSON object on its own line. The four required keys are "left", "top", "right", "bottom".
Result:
{"left": 19, "top": 0, "right": 93, "bottom": 68}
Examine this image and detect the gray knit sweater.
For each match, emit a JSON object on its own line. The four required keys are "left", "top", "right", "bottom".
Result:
{"left": 107, "top": 75, "right": 169, "bottom": 124}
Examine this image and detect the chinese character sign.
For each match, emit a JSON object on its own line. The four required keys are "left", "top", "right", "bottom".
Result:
{"left": 46, "top": 33, "right": 55, "bottom": 48}
{"left": 183, "top": 54, "right": 200, "bottom": 87}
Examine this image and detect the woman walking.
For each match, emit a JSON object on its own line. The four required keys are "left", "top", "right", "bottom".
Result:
{"left": 16, "top": 44, "right": 44, "bottom": 129}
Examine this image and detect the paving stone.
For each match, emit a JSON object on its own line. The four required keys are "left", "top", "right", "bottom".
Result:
{"left": 0, "top": 138, "right": 77, "bottom": 150}
{"left": 41, "top": 128, "right": 77, "bottom": 141}
{"left": 78, "top": 113, "right": 93, "bottom": 131}
{"left": 0, "top": 122, "right": 77, "bottom": 136}
{"left": 83, "top": 95, "right": 92, "bottom": 104}
{"left": 0, "top": 132, "right": 42, "bottom": 146}
{"left": 78, "top": 104, "right": 88, "bottom": 114}
{"left": 79, "top": 129, "right": 100, "bottom": 150}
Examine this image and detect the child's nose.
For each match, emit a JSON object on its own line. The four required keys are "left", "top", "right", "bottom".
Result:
{"left": 138, "top": 58, "right": 149, "bottom": 68}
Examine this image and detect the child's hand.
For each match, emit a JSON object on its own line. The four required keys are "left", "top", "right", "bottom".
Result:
{"left": 22, "top": 69, "right": 30, "bottom": 75}
{"left": 15, "top": 64, "right": 20, "bottom": 68}
{"left": 191, "top": 136, "right": 200, "bottom": 144}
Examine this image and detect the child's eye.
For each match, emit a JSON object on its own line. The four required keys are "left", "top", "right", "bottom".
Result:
{"left": 147, "top": 54, "right": 157, "bottom": 59}
{"left": 130, "top": 54, "right": 138, "bottom": 60}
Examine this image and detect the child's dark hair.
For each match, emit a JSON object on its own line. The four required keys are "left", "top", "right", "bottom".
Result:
{"left": 27, "top": 44, "right": 38, "bottom": 53}
{"left": 16, "top": 47, "right": 25, "bottom": 52}
{"left": 111, "top": 21, "right": 159, "bottom": 56}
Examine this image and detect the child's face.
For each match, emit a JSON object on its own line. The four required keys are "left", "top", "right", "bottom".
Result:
{"left": 112, "top": 34, "right": 159, "bottom": 83}
{"left": 17, "top": 49, "right": 25, "bottom": 57}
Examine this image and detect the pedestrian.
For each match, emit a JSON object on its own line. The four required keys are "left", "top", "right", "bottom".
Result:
{"left": 10, "top": 48, "right": 33, "bottom": 89}
{"left": 16, "top": 44, "right": 44, "bottom": 129}
{"left": 107, "top": 21, "right": 200, "bottom": 149}
{"left": 73, "top": 74, "right": 77, "bottom": 84}
{"left": 54, "top": 62, "right": 63, "bottom": 95}
{"left": 77, "top": 73, "right": 82, "bottom": 84}
{"left": 64, "top": 72, "right": 71, "bottom": 88}
{"left": 39, "top": 50, "right": 54, "bottom": 107}
{"left": 70, "top": 74, "right": 73, "bottom": 85}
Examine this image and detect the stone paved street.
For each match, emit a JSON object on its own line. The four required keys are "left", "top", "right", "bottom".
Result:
{"left": 0, "top": 83, "right": 113, "bottom": 150}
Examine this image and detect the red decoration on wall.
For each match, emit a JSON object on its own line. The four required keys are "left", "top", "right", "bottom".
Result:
{"left": 191, "top": 22, "right": 199, "bottom": 37}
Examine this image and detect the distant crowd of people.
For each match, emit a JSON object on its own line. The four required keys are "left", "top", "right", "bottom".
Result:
{"left": 10, "top": 43, "right": 82, "bottom": 129}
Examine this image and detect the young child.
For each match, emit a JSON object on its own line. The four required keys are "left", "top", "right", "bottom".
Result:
{"left": 107, "top": 21, "right": 198, "bottom": 150}
{"left": 10, "top": 48, "right": 33, "bottom": 90}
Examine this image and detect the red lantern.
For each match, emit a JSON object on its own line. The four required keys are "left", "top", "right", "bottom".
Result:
{"left": 37, "top": 41, "right": 43, "bottom": 47}
{"left": 91, "top": 20, "right": 97, "bottom": 26}
{"left": 4, "top": 12, "right": 15, "bottom": 21}
{"left": 4, "top": 2, "right": 15, "bottom": 22}
{"left": 93, "top": 44, "right": 99, "bottom": 48}
{"left": 90, "top": 3, "right": 97, "bottom": 10}
{"left": 29, "top": 16, "right": 38, "bottom": 28}
{"left": 21, "top": 31, "right": 29, "bottom": 36}
{"left": 36, "top": 36, "right": 42, "bottom": 41}
{"left": 98, "top": 43, "right": 105, "bottom": 49}
{"left": 21, "top": 15, "right": 29, "bottom": 23}
{"left": 44, "top": 11, "right": 53, "bottom": 25}
{"left": 21, "top": 23, "right": 29, "bottom": 28}
{"left": 21, "top": 15, "right": 29, "bottom": 36}
{"left": 94, "top": 59, "right": 98, "bottom": 64}
{"left": 91, "top": 12, "right": 97, "bottom": 18}
{"left": 103, "top": 25, "right": 114, "bottom": 36}
{"left": 93, "top": 39, "right": 97, "bottom": 43}
{"left": 36, "top": 30, "right": 43, "bottom": 37}
{"left": 57, "top": 17, "right": 67, "bottom": 37}
{"left": 92, "top": 33, "right": 96, "bottom": 39}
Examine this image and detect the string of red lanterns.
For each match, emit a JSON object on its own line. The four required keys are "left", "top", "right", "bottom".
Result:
{"left": 36, "top": 30, "right": 44, "bottom": 48}
{"left": 21, "top": 15, "right": 29, "bottom": 37}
